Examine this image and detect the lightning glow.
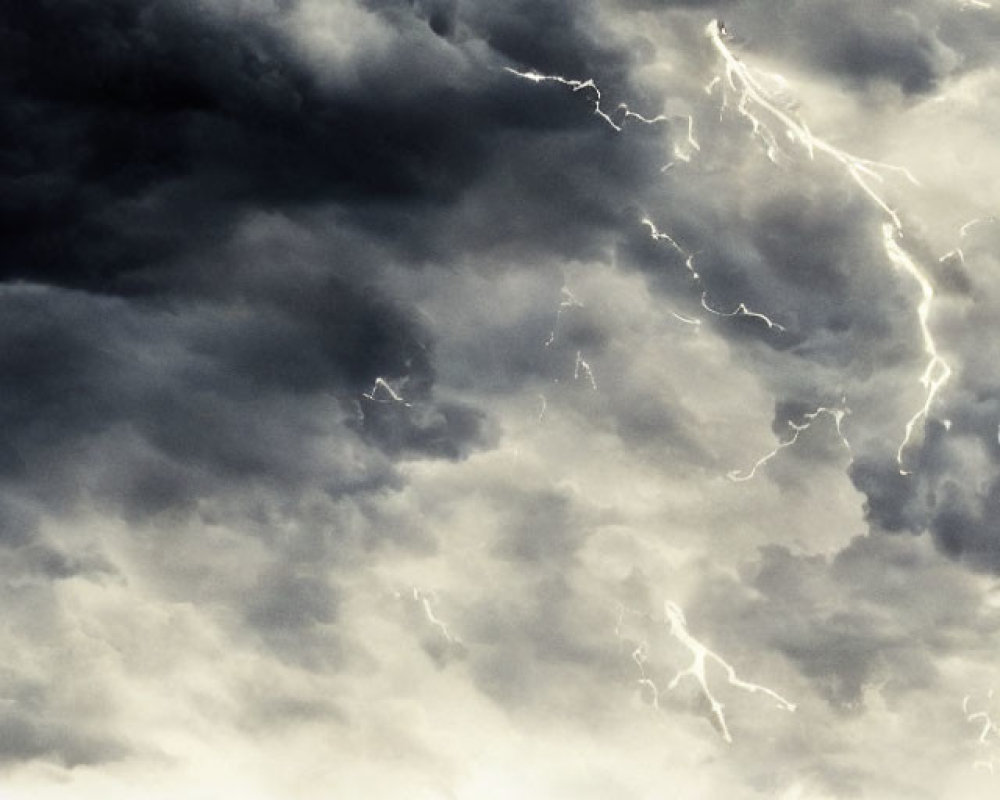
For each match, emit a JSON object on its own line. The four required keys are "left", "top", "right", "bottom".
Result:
{"left": 881, "top": 224, "right": 953, "bottom": 474}
{"left": 664, "top": 601, "right": 796, "bottom": 743}
{"left": 728, "top": 403, "right": 852, "bottom": 482}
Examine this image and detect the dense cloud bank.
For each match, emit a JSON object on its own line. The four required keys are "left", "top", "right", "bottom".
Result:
{"left": 3, "top": 1, "right": 1000, "bottom": 797}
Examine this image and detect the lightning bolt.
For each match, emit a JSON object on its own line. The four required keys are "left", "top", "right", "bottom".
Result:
{"left": 642, "top": 218, "right": 784, "bottom": 332}
{"left": 573, "top": 350, "right": 597, "bottom": 390}
{"left": 412, "top": 587, "right": 460, "bottom": 644}
{"left": 706, "top": 19, "right": 954, "bottom": 475}
{"left": 615, "top": 605, "right": 663, "bottom": 710}
{"left": 615, "top": 602, "right": 795, "bottom": 743}
{"left": 503, "top": 68, "right": 667, "bottom": 132}
{"left": 881, "top": 224, "right": 953, "bottom": 474}
{"left": 704, "top": 19, "right": 919, "bottom": 231}
{"left": 362, "top": 376, "right": 412, "bottom": 406}
{"left": 699, "top": 292, "right": 786, "bottom": 331}
{"left": 728, "top": 403, "right": 852, "bottom": 482}
{"left": 663, "top": 114, "right": 702, "bottom": 171}
{"left": 664, "top": 601, "right": 796, "bottom": 743}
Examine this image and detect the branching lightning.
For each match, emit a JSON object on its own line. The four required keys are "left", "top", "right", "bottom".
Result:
{"left": 728, "top": 403, "right": 852, "bottom": 482}
{"left": 881, "top": 224, "right": 953, "bottom": 474}
{"left": 511, "top": 24, "right": 952, "bottom": 477}
{"left": 706, "top": 19, "right": 956, "bottom": 475}
{"left": 664, "top": 601, "right": 796, "bottom": 743}
{"left": 615, "top": 602, "right": 795, "bottom": 743}
{"left": 504, "top": 68, "right": 667, "bottom": 132}
{"left": 705, "top": 20, "right": 919, "bottom": 231}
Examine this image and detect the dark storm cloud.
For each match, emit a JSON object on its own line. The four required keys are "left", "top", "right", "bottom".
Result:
{"left": 0, "top": 278, "right": 486, "bottom": 542}
{"left": 700, "top": 534, "right": 993, "bottom": 711}
{"left": 721, "top": 1, "right": 960, "bottom": 95}
{"left": 843, "top": 223, "right": 1000, "bottom": 573}
{"left": 0, "top": 0, "right": 660, "bottom": 293}
{"left": 0, "top": 0, "right": 673, "bottom": 524}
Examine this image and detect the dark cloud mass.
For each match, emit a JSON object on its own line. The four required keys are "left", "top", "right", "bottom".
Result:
{"left": 4, "top": 0, "right": 1000, "bottom": 797}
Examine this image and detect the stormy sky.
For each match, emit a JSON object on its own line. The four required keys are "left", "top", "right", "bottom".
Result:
{"left": 3, "top": 0, "right": 1000, "bottom": 797}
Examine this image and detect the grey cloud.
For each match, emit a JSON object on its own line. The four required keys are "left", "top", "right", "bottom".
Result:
{"left": 0, "top": 713, "right": 127, "bottom": 768}
{"left": 5, "top": 0, "right": 1000, "bottom": 795}
{"left": 722, "top": 1, "right": 961, "bottom": 95}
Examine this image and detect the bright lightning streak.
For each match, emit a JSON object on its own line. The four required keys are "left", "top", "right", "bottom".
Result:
{"left": 664, "top": 601, "right": 796, "bottom": 743}
{"left": 503, "top": 68, "right": 667, "bottom": 132}
{"left": 642, "top": 218, "right": 784, "bottom": 331}
{"left": 670, "top": 311, "right": 703, "bottom": 329}
{"left": 700, "top": 292, "right": 786, "bottom": 331}
{"left": 707, "top": 19, "right": 953, "bottom": 473}
{"left": 642, "top": 218, "right": 699, "bottom": 279}
{"left": 412, "top": 588, "right": 460, "bottom": 644}
{"left": 615, "top": 603, "right": 794, "bottom": 741}
{"left": 632, "top": 641, "right": 662, "bottom": 709}
{"left": 574, "top": 350, "right": 597, "bottom": 390}
{"left": 362, "top": 376, "right": 412, "bottom": 406}
{"left": 881, "top": 224, "right": 953, "bottom": 474}
{"left": 728, "top": 404, "right": 852, "bottom": 482}
{"left": 664, "top": 115, "right": 702, "bottom": 170}
{"left": 705, "top": 20, "right": 919, "bottom": 231}
{"left": 545, "top": 286, "right": 585, "bottom": 347}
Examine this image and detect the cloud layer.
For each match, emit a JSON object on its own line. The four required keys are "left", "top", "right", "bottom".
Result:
{"left": 4, "top": 1, "right": 1000, "bottom": 797}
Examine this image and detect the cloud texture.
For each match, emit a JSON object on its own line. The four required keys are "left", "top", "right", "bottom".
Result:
{"left": 4, "top": 1, "right": 1000, "bottom": 797}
